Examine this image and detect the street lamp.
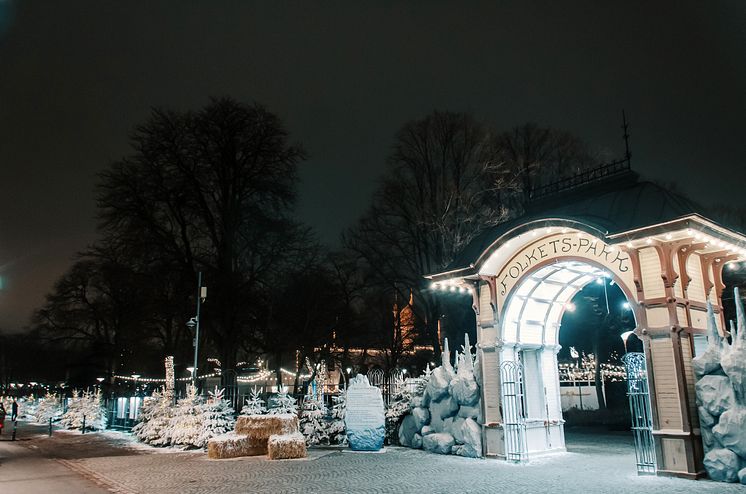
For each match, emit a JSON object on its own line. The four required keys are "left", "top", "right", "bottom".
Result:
{"left": 187, "top": 272, "right": 207, "bottom": 386}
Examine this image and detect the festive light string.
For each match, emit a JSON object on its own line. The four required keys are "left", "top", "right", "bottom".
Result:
{"left": 113, "top": 368, "right": 311, "bottom": 385}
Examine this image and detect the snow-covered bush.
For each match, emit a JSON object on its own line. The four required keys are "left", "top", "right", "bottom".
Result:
{"left": 300, "top": 396, "right": 328, "bottom": 446}
{"left": 267, "top": 391, "right": 298, "bottom": 415}
{"left": 240, "top": 386, "right": 266, "bottom": 415}
{"left": 35, "top": 392, "right": 63, "bottom": 424}
{"left": 198, "top": 387, "right": 236, "bottom": 445}
{"left": 385, "top": 380, "right": 413, "bottom": 442}
{"left": 328, "top": 391, "right": 347, "bottom": 445}
{"left": 133, "top": 389, "right": 173, "bottom": 446}
{"left": 169, "top": 385, "right": 235, "bottom": 449}
{"left": 60, "top": 389, "right": 106, "bottom": 431}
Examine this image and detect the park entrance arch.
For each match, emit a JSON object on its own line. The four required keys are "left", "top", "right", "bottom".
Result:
{"left": 427, "top": 177, "right": 746, "bottom": 479}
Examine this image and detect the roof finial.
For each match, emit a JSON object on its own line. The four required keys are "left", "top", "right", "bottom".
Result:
{"left": 622, "top": 110, "right": 631, "bottom": 164}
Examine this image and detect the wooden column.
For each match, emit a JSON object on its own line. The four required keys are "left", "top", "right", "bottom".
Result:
{"left": 637, "top": 242, "right": 704, "bottom": 478}
{"left": 475, "top": 276, "right": 503, "bottom": 457}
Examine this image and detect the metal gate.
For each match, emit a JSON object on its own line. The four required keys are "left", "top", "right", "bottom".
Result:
{"left": 500, "top": 360, "right": 528, "bottom": 463}
{"left": 622, "top": 352, "right": 656, "bottom": 474}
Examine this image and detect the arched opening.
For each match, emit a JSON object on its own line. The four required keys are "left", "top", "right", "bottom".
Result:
{"left": 499, "top": 260, "right": 644, "bottom": 459}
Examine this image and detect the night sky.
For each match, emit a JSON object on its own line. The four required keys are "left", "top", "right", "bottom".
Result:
{"left": 1, "top": 1, "right": 745, "bottom": 330}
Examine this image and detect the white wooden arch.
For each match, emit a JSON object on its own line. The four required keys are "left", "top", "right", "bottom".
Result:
{"left": 428, "top": 216, "right": 746, "bottom": 479}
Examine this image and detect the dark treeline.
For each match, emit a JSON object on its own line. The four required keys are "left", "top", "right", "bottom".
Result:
{"left": 13, "top": 98, "right": 606, "bottom": 389}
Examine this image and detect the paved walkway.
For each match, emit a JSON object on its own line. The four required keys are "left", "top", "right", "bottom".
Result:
{"left": 0, "top": 422, "right": 106, "bottom": 494}
{"left": 1, "top": 422, "right": 743, "bottom": 493}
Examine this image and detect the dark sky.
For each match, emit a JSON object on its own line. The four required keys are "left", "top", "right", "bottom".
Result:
{"left": 1, "top": 1, "right": 745, "bottom": 330}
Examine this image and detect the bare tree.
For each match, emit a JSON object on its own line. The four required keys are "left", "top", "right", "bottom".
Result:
{"left": 345, "top": 111, "right": 508, "bottom": 355}
{"left": 96, "top": 97, "right": 308, "bottom": 372}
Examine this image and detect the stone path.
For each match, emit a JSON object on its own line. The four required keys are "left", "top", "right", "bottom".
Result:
{"left": 2, "top": 423, "right": 744, "bottom": 493}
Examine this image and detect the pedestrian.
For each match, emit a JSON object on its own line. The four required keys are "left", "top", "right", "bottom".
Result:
{"left": 11, "top": 398, "right": 18, "bottom": 422}
{"left": 0, "top": 402, "right": 5, "bottom": 434}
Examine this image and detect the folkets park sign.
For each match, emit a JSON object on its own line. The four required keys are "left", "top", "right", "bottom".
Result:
{"left": 495, "top": 233, "right": 633, "bottom": 301}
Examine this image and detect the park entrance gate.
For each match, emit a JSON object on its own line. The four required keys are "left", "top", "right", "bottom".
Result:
{"left": 426, "top": 178, "right": 746, "bottom": 478}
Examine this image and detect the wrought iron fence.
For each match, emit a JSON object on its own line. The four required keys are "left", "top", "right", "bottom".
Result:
{"left": 500, "top": 360, "right": 528, "bottom": 463}
{"left": 622, "top": 352, "right": 656, "bottom": 475}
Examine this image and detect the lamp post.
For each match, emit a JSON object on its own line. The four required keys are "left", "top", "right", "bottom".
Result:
{"left": 187, "top": 272, "right": 207, "bottom": 386}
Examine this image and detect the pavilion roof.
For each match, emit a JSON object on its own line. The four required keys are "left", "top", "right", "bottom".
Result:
{"left": 440, "top": 171, "right": 742, "bottom": 277}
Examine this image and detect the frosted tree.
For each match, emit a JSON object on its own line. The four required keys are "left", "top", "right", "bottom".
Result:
{"left": 267, "top": 391, "right": 298, "bottom": 415}
{"left": 327, "top": 391, "right": 347, "bottom": 445}
{"left": 35, "top": 392, "right": 62, "bottom": 423}
{"left": 299, "top": 396, "right": 329, "bottom": 446}
{"left": 240, "top": 386, "right": 267, "bottom": 415}
{"left": 59, "top": 389, "right": 106, "bottom": 431}
{"left": 133, "top": 389, "right": 173, "bottom": 446}
{"left": 195, "top": 387, "right": 236, "bottom": 447}
{"left": 169, "top": 384, "right": 205, "bottom": 448}
{"left": 385, "top": 379, "right": 413, "bottom": 441}
{"left": 59, "top": 389, "right": 83, "bottom": 429}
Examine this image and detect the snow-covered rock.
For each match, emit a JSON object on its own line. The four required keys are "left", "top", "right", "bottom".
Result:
{"left": 692, "top": 302, "right": 723, "bottom": 379}
{"left": 422, "top": 432, "right": 455, "bottom": 455}
{"left": 457, "top": 418, "right": 482, "bottom": 458}
{"left": 449, "top": 376, "right": 480, "bottom": 406}
{"left": 421, "top": 425, "right": 434, "bottom": 436}
{"left": 398, "top": 415, "right": 418, "bottom": 447}
{"left": 703, "top": 448, "right": 741, "bottom": 483}
{"left": 412, "top": 407, "right": 430, "bottom": 430}
{"left": 696, "top": 375, "right": 735, "bottom": 417}
{"left": 427, "top": 367, "right": 452, "bottom": 403}
{"left": 457, "top": 404, "right": 480, "bottom": 421}
{"left": 713, "top": 407, "right": 746, "bottom": 457}
{"left": 721, "top": 288, "right": 746, "bottom": 401}
{"left": 698, "top": 406, "right": 715, "bottom": 428}
{"left": 412, "top": 433, "right": 423, "bottom": 449}
{"left": 701, "top": 426, "right": 721, "bottom": 451}
{"left": 739, "top": 466, "right": 746, "bottom": 485}
{"left": 431, "top": 395, "right": 459, "bottom": 420}
{"left": 451, "top": 417, "right": 466, "bottom": 444}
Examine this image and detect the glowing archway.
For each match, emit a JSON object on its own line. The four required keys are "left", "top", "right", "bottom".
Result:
{"left": 428, "top": 186, "right": 746, "bottom": 479}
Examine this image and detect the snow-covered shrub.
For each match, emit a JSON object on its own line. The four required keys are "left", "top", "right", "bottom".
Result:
{"left": 240, "top": 386, "right": 266, "bottom": 415}
{"left": 35, "top": 392, "right": 63, "bottom": 424}
{"left": 60, "top": 389, "right": 106, "bottom": 431}
{"left": 299, "top": 396, "right": 328, "bottom": 446}
{"left": 133, "top": 389, "right": 173, "bottom": 446}
{"left": 385, "top": 380, "right": 413, "bottom": 443}
{"left": 267, "top": 391, "right": 298, "bottom": 415}
{"left": 169, "top": 385, "right": 235, "bottom": 449}
{"left": 198, "top": 387, "right": 236, "bottom": 445}
{"left": 327, "top": 391, "right": 347, "bottom": 445}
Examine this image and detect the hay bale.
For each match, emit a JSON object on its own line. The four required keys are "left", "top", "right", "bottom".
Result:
{"left": 235, "top": 414, "right": 299, "bottom": 439}
{"left": 268, "top": 432, "right": 307, "bottom": 460}
{"left": 207, "top": 433, "right": 267, "bottom": 459}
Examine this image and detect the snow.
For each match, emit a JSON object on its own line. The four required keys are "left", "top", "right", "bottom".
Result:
{"left": 695, "top": 291, "right": 746, "bottom": 483}
{"left": 398, "top": 333, "right": 484, "bottom": 458}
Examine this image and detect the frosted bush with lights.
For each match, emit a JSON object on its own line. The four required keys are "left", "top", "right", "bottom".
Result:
{"left": 133, "top": 388, "right": 173, "bottom": 446}
{"left": 60, "top": 389, "right": 107, "bottom": 431}
{"left": 35, "top": 392, "right": 62, "bottom": 424}
{"left": 398, "top": 334, "right": 483, "bottom": 458}
{"left": 694, "top": 290, "right": 746, "bottom": 484}
{"left": 240, "top": 386, "right": 267, "bottom": 415}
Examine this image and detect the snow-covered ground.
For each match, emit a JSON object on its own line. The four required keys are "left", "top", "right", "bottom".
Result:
{"left": 42, "top": 428, "right": 743, "bottom": 494}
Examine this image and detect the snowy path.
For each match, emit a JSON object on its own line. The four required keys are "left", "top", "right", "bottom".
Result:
{"left": 2, "top": 423, "right": 743, "bottom": 493}
{"left": 66, "top": 430, "right": 744, "bottom": 493}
